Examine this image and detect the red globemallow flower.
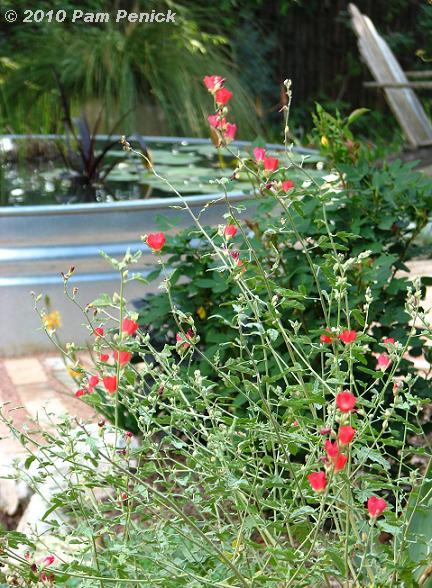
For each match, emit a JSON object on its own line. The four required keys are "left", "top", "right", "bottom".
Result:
{"left": 176, "top": 329, "right": 193, "bottom": 349}
{"left": 253, "top": 147, "right": 266, "bottom": 162}
{"left": 42, "top": 555, "right": 55, "bottom": 567}
{"left": 75, "top": 388, "right": 87, "bottom": 398}
{"left": 215, "top": 87, "right": 233, "bottom": 105}
{"left": 376, "top": 352, "right": 391, "bottom": 370}
{"left": 103, "top": 375, "right": 117, "bottom": 394}
{"left": 114, "top": 350, "right": 132, "bottom": 366}
{"left": 324, "top": 440, "right": 339, "bottom": 459}
{"left": 282, "top": 180, "right": 295, "bottom": 191}
{"left": 334, "top": 453, "right": 348, "bottom": 472}
{"left": 100, "top": 352, "right": 110, "bottom": 362}
{"left": 339, "top": 329, "right": 357, "bottom": 344}
{"left": 263, "top": 156, "right": 279, "bottom": 172}
{"left": 224, "top": 123, "right": 237, "bottom": 141}
{"left": 384, "top": 337, "right": 395, "bottom": 344}
{"left": 338, "top": 425, "right": 356, "bottom": 445}
{"left": 320, "top": 329, "right": 333, "bottom": 344}
{"left": 94, "top": 327, "right": 104, "bottom": 337}
{"left": 367, "top": 496, "right": 387, "bottom": 517}
{"left": 203, "top": 75, "right": 224, "bottom": 92}
{"left": 224, "top": 224, "right": 238, "bottom": 239}
{"left": 208, "top": 114, "right": 221, "bottom": 128}
{"left": 88, "top": 375, "right": 99, "bottom": 391}
{"left": 122, "top": 318, "right": 139, "bottom": 336}
{"left": 307, "top": 471, "right": 327, "bottom": 492}
{"left": 147, "top": 232, "right": 166, "bottom": 252}
{"left": 336, "top": 390, "right": 357, "bottom": 412}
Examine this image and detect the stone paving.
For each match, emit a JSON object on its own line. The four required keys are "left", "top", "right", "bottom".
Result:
{"left": 0, "top": 354, "right": 96, "bottom": 514}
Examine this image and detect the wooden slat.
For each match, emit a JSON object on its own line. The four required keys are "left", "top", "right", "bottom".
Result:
{"left": 405, "top": 70, "right": 432, "bottom": 79}
{"left": 364, "top": 81, "right": 432, "bottom": 89}
{"left": 349, "top": 3, "right": 432, "bottom": 148}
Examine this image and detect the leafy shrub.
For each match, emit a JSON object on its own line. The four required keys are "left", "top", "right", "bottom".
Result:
{"left": 138, "top": 104, "right": 432, "bottom": 422}
{"left": 1, "top": 80, "right": 431, "bottom": 587}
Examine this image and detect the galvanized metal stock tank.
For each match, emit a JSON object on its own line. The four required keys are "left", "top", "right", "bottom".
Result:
{"left": 0, "top": 136, "right": 314, "bottom": 356}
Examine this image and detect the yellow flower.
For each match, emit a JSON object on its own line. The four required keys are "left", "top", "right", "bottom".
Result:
{"left": 66, "top": 364, "right": 81, "bottom": 379}
{"left": 320, "top": 135, "right": 329, "bottom": 147}
{"left": 197, "top": 306, "right": 206, "bottom": 320}
{"left": 43, "top": 310, "right": 62, "bottom": 330}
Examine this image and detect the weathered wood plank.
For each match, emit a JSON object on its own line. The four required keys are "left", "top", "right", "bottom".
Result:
{"left": 405, "top": 71, "right": 432, "bottom": 79}
{"left": 349, "top": 3, "right": 432, "bottom": 148}
{"left": 364, "top": 82, "right": 432, "bottom": 89}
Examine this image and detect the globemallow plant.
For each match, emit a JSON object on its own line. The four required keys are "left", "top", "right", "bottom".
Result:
{"left": 1, "top": 77, "right": 431, "bottom": 587}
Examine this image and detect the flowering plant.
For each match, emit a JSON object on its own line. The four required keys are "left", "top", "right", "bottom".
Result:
{"left": 1, "top": 78, "right": 431, "bottom": 587}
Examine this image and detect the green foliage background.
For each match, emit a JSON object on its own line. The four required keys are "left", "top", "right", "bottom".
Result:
{"left": 1, "top": 0, "right": 431, "bottom": 142}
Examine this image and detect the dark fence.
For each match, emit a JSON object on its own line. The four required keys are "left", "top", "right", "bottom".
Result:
{"left": 250, "top": 0, "right": 427, "bottom": 117}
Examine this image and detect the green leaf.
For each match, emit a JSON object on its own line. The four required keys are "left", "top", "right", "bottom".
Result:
{"left": 355, "top": 446, "right": 390, "bottom": 470}
{"left": 24, "top": 455, "right": 36, "bottom": 469}
{"left": 347, "top": 107, "right": 369, "bottom": 125}
{"left": 0, "top": 530, "right": 35, "bottom": 549}
{"left": 90, "top": 292, "right": 113, "bottom": 307}
{"left": 351, "top": 308, "right": 365, "bottom": 327}
{"left": 267, "top": 329, "right": 279, "bottom": 342}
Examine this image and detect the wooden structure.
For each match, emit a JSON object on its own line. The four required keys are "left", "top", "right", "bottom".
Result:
{"left": 349, "top": 3, "right": 432, "bottom": 149}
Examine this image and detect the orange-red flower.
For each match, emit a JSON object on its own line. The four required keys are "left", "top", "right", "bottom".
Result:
{"left": 320, "top": 329, "right": 333, "bottom": 344}
{"left": 203, "top": 75, "right": 224, "bottom": 92}
{"left": 88, "top": 375, "right": 99, "bottom": 391}
{"left": 94, "top": 327, "right": 104, "bottom": 337}
{"left": 147, "top": 232, "right": 166, "bottom": 252}
{"left": 176, "top": 329, "right": 193, "bottom": 349}
{"left": 224, "top": 123, "right": 237, "bottom": 141}
{"left": 339, "top": 329, "right": 357, "bottom": 344}
{"left": 253, "top": 147, "right": 266, "bottom": 162}
{"left": 208, "top": 114, "right": 222, "bottom": 128}
{"left": 263, "top": 156, "right": 279, "bottom": 172}
{"left": 338, "top": 425, "right": 355, "bottom": 445}
{"left": 122, "top": 318, "right": 139, "bottom": 337}
{"left": 215, "top": 87, "right": 233, "bottom": 105}
{"left": 114, "top": 350, "right": 132, "bottom": 366}
{"left": 336, "top": 390, "right": 357, "bottom": 412}
{"left": 324, "top": 440, "right": 339, "bottom": 459}
{"left": 282, "top": 180, "right": 295, "bottom": 191}
{"left": 100, "top": 352, "right": 109, "bottom": 362}
{"left": 103, "top": 375, "right": 117, "bottom": 394}
{"left": 376, "top": 352, "right": 391, "bottom": 370}
{"left": 224, "top": 224, "right": 238, "bottom": 239}
{"left": 333, "top": 453, "right": 347, "bottom": 472}
{"left": 367, "top": 496, "right": 387, "bottom": 517}
{"left": 307, "top": 471, "right": 327, "bottom": 492}
{"left": 384, "top": 337, "right": 395, "bottom": 344}
{"left": 42, "top": 555, "right": 55, "bottom": 567}
{"left": 324, "top": 440, "right": 348, "bottom": 472}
